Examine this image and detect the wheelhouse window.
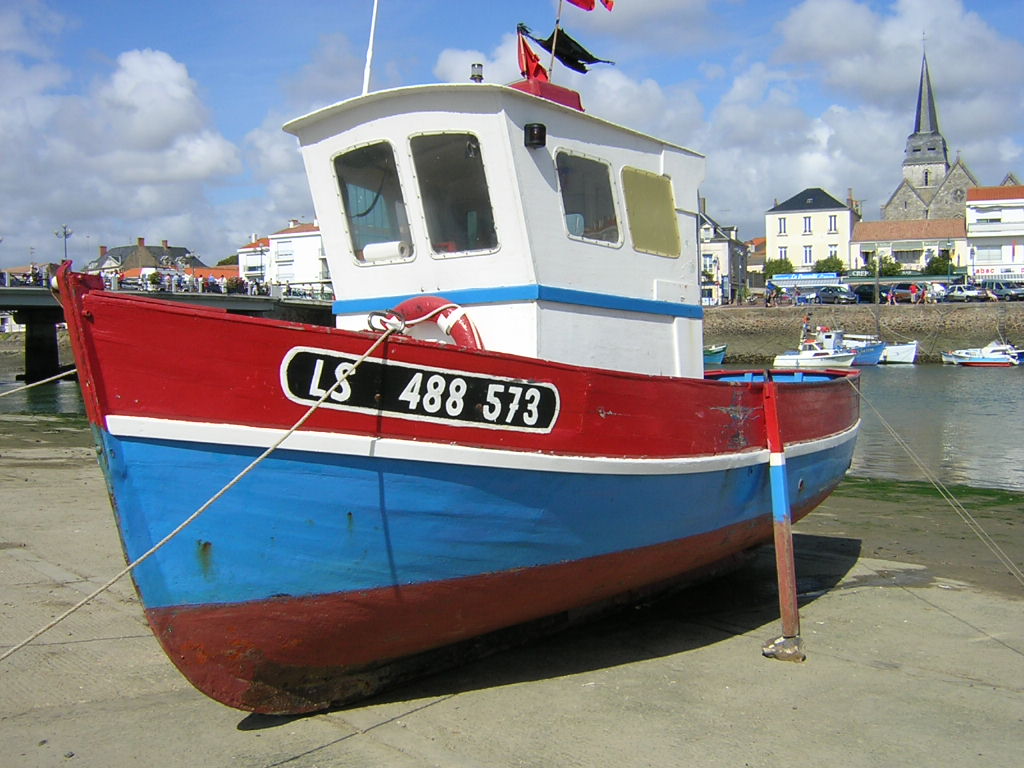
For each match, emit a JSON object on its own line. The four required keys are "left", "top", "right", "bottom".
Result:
{"left": 622, "top": 166, "right": 680, "bottom": 257}
{"left": 411, "top": 133, "right": 497, "bottom": 255}
{"left": 556, "top": 152, "right": 619, "bottom": 244}
{"left": 334, "top": 141, "right": 413, "bottom": 263}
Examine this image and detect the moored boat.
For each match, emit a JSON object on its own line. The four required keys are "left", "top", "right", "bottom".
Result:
{"left": 941, "top": 341, "right": 1021, "bottom": 367}
{"left": 703, "top": 343, "right": 727, "bottom": 364}
{"left": 773, "top": 338, "right": 856, "bottom": 369}
{"left": 814, "top": 328, "right": 884, "bottom": 366}
{"left": 54, "top": 28, "right": 860, "bottom": 715}
{"left": 843, "top": 333, "right": 918, "bottom": 364}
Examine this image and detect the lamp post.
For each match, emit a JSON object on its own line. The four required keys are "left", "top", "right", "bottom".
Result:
{"left": 54, "top": 225, "right": 73, "bottom": 262}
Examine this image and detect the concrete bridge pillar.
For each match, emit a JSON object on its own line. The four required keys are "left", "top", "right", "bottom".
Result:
{"left": 13, "top": 308, "right": 65, "bottom": 383}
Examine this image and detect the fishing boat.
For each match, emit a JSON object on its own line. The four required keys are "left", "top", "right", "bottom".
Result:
{"left": 55, "top": 43, "right": 860, "bottom": 715}
{"left": 772, "top": 340, "right": 856, "bottom": 369}
{"left": 814, "top": 328, "right": 884, "bottom": 366}
{"left": 703, "top": 344, "right": 727, "bottom": 364}
{"left": 843, "top": 333, "right": 918, "bottom": 365}
{"left": 941, "top": 341, "right": 1021, "bottom": 367}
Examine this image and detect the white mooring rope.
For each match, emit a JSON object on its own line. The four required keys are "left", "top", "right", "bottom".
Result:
{"left": 846, "top": 377, "right": 1024, "bottom": 589}
{"left": 0, "top": 367, "right": 78, "bottom": 397}
{"left": 0, "top": 324, "right": 400, "bottom": 662}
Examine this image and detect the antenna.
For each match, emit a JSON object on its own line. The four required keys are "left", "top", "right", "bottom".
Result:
{"left": 362, "top": 0, "right": 380, "bottom": 96}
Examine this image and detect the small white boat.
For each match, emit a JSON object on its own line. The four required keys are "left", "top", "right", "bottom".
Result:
{"left": 941, "top": 341, "right": 1021, "bottom": 367}
{"left": 879, "top": 341, "right": 918, "bottom": 364}
{"left": 773, "top": 340, "right": 856, "bottom": 368}
{"left": 842, "top": 333, "right": 918, "bottom": 364}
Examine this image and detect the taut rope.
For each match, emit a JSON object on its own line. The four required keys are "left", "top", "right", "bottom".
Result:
{"left": 0, "top": 367, "right": 78, "bottom": 397}
{"left": 845, "top": 377, "right": 1024, "bottom": 590}
{"left": 0, "top": 322, "right": 402, "bottom": 662}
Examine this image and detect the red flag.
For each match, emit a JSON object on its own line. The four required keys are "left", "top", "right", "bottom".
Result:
{"left": 517, "top": 31, "right": 549, "bottom": 81}
{"left": 566, "top": 0, "right": 614, "bottom": 10}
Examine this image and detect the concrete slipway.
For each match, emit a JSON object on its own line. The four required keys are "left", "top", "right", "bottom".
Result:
{"left": 1, "top": 424, "right": 1021, "bottom": 768}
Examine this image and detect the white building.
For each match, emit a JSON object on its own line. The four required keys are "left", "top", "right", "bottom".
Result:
{"left": 966, "top": 186, "right": 1024, "bottom": 281}
{"left": 765, "top": 188, "right": 860, "bottom": 273}
{"left": 238, "top": 220, "right": 329, "bottom": 295}
{"left": 698, "top": 199, "right": 747, "bottom": 305}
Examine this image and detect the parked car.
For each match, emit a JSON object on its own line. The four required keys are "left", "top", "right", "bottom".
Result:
{"left": 942, "top": 284, "right": 984, "bottom": 302}
{"left": 886, "top": 283, "right": 925, "bottom": 303}
{"left": 794, "top": 287, "right": 818, "bottom": 304}
{"left": 851, "top": 284, "right": 884, "bottom": 303}
{"left": 815, "top": 285, "right": 858, "bottom": 304}
{"left": 980, "top": 281, "right": 1024, "bottom": 301}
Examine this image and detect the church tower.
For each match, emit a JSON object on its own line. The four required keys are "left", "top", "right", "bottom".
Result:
{"left": 901, "top": 52, "right": 949, "bottom": 190}
{"left": 882, "top": 51, "right": 976, "bottom": 221}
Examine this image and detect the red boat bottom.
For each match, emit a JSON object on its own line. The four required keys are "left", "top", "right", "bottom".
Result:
{"left": 145, "top": 496, "right": 828, "bottom": 715}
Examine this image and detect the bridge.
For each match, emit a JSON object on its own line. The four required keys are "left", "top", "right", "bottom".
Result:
{"left": 0, "top": 286, "right": 333, "bottom": 382}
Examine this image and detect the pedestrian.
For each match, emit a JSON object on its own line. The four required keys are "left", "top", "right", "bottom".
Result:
{"left": 887, "top": 287, "right": 896, "bottom": 305}
{"left": 909, "top": 283, "right": 919, "bottom": 304}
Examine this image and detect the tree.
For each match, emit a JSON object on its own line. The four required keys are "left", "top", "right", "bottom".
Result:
{"left": 864, "top": 256, "right": 902, "bottom": 277}
{"left": 924, "top": 252, "right": 953, "bottom": 276}
{"left": 812, "top": 256, "right": 846, "bottom": 275}
{"left": 217, "top": 254, "right": 239, "bottom": 266}
{"left": 764, "top": 257, "right": 796, "bottom": 279}
{"left": 225, "top": 276, "right": 247, "bottom": 294}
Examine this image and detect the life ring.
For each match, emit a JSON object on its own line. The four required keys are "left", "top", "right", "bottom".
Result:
{"left": 386, "top": 296, "right": 484, "bottom": 350}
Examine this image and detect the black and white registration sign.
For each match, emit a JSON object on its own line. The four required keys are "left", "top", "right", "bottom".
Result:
{"left": 281, "top": 347, "right": 560, "bottom": 432}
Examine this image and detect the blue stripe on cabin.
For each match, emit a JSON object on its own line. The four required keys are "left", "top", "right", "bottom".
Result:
{"left": 333, "top": 284, "right": 704, "bottom": 319}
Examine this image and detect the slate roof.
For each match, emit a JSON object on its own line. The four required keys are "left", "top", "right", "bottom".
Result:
{"left": 768, "top": 187, "right": 848, "bottom": 213}
{"left": 84, "top": 242, "right": 205, "bottom": 272}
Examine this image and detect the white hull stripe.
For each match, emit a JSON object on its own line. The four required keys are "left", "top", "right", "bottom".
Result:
{"left": 104, "top": 415, "right": 859, "bottom": 477}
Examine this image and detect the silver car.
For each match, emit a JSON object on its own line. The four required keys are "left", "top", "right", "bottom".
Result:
{"left": 943, "top": 285, "right": 984, "bottom": 302}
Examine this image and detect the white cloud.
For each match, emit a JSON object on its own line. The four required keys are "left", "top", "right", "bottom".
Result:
{"left": 0, "top": 34, "right": 244, "bottom": 265}
{"left": 2, "top": 0, "right": 1020, "bottom": 270}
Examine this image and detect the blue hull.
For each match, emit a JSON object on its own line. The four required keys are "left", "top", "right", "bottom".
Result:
{"left": 99, "top": 427, "right": 857, "bottom": 611}
{"left": 851, "top": 342, "right": 886, "bottom": 366}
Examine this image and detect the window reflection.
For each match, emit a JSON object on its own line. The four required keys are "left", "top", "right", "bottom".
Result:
{"left": 411, "top": 133, "right": 497, "bottom": 254}
{"left": 334, "top": 142, "right": 412, "bottom": 262}
{"left": 556, "top": 152, "right": 619, "bottom": 244}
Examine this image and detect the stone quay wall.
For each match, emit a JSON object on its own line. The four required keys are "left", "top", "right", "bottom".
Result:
{"left": 703, "top": 302, "right": 1024, "bottom": 364}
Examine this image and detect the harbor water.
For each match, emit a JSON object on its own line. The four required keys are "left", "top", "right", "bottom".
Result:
{"left": 849, "top": 364, "right": 1023, "bottom": 492}
{"left": 1, "top": 358, "right": 1022, "bottom": 492}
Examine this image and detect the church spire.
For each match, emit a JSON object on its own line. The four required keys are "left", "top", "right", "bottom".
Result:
{"left": 903, "top": 50, "right": 948, "bottom": 174}
{"left": 914, "top": 52, "right": 940, "bottom": 135}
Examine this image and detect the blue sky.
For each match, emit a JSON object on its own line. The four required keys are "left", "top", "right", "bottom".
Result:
{"left": 1, "top": 0, "right": 1022, "bottom": 268}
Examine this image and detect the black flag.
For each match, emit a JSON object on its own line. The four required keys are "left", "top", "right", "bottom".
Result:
{"left": 518, "top": 23, "right": 613, "bottom": 74}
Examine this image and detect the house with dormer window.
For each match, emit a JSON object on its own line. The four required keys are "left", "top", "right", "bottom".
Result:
{"left": 765, "top": 187, "right": 859, "bottom": 273}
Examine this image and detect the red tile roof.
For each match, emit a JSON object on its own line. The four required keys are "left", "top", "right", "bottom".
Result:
{"left": 852, "top": 218, "right": 966, "bottom": 242}
{"left": 273, "top": 222, "right": 319, "bottom": 235}
{"left": 966, "top": 185, "right": 1024, "bottom": 201}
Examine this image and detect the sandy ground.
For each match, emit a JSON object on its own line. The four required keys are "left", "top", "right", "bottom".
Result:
{"left": 1, "top": 416, "right": 1022, "bottom": 768}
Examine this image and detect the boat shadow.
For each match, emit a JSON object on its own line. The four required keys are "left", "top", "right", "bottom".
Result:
{"left": 238, "top": 532, "right": 859, "bottom": 729}
{"left": 374, "top": 533, "right": 860, "bottom": 702}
